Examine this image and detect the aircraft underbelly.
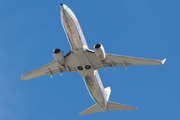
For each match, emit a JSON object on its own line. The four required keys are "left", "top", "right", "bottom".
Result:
{"left": 61, "top": 4, "right": 106, "bottom": 112}
{"left": 61, "top": 10, "right": 83, "bottom": 49}
{"left": 84, "top": 75, "right": 106, "bottom": 111}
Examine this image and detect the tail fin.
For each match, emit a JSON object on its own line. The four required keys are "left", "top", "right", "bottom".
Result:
{"left": 107, "top": 101, "right": 137, "bottom": 110}
{"left": 79, "top": 104, "right": 103, "bottom": 116}
{"left": 105, "top": 86, "right": 111, "bottom": 101}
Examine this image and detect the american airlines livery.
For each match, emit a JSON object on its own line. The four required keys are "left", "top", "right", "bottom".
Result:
{"left": 21, "top": 4, "right": 166, "bottom": 116}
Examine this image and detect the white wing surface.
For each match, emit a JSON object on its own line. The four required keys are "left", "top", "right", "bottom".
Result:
{"left": 21, "top": 51, "right": 77, "bottom": 81}
{"left": 86, "top": 50, "right": 166, "bottom": 70}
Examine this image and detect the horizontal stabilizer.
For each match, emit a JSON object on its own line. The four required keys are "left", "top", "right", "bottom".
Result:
{"left": 107, "top": 101, "right": 137, "bottom": 110}
{"left": 79, "top": 104, "right": 103, "bottom": 116}
{"left": 79, "top": 102, "right": 137, "bottom": 116}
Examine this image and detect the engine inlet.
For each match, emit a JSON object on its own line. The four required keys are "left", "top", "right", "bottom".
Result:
{"left": 53, "top": 48, "right": 61, "bottom": 53}
{"left": 95, "top": 44, "right": 101, "bottom": 49}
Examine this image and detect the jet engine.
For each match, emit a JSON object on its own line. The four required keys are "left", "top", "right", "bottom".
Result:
{"left": 53, "top": 48, "right": 65, "bottom": 66}
{"left": 93, "top": 43, "right": 106, "bottom": 61}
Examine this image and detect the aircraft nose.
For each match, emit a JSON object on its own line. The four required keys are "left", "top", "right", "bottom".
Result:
{"left": 60, "top": 3, "right": 67, "bottom": 11}
{"left": 61, "top": 4, "right": 64, "bottom": 10}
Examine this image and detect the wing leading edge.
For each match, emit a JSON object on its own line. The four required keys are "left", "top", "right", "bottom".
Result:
{"left": 21, "top": 51, "right": 77, "bottom": 81}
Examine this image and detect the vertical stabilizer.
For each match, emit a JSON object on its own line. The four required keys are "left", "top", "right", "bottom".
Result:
{"left": 105, "top": 86, "right": 111, "bottom": 101}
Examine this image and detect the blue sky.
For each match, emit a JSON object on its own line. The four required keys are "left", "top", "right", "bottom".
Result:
{"left": 0, "top": 0, "right": 179, "bottom": 120}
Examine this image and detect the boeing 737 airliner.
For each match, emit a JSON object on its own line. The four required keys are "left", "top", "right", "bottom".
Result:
{"left": 21, "top": 4, "right": 166, "bottom": 116}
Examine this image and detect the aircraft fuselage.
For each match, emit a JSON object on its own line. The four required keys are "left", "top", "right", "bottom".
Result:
{"left": 61, "top": 4, "right": 107, "bottom": 112}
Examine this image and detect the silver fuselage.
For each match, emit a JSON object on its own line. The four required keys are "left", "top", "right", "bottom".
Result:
{"left": 61, "top": 4, "right": 107, "bottom": 112}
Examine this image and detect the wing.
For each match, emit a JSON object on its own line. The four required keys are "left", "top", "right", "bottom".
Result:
{"left": 86, "top": 50, "right": 166, "bottom": 70}
{"left": 21, "top": 51, "right": 77, "bottom": 81}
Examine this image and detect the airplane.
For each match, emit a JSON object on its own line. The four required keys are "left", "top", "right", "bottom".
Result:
{"left": 21, "top": 4, "right": 166, "bottom": 116}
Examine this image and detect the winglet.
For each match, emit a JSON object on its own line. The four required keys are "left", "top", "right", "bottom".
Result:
{"left": 161, "top": 58, "right": 166, "bottom": 65}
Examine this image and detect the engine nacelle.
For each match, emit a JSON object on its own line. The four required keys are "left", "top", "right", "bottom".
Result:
{"left": 53, "top": 48, "right": 65, "bottom": 66}
{"left": 93, "top": 43, "right": 106, "bottom": 61}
